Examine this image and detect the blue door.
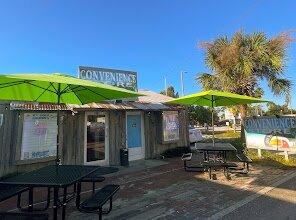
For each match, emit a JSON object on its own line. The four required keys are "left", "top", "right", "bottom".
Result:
{"left": 127, "top": 115, "right": 142, "bottom": 148}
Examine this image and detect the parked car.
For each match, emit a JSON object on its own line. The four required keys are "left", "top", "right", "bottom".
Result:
{"left": 189, "top": 127, "right": 203, "bottom": 143}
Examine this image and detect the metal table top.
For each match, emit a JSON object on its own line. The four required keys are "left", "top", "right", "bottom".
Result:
{"left": 0, "top": 165, "right": 101, "bottom": 187}
{"left": 195, "top": 143, "right": 237, "bottom": 152}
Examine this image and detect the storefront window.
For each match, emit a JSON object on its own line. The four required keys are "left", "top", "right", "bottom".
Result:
{"left": 21, "top": 113, "right": 57, "bottom": 160}
{"left": 163, "top": 111, "right": 180, "bottom": 142}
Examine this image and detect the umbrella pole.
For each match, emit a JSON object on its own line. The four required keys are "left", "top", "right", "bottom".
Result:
{"left": 56, "top": 83, "right": 61, "bottom": 165}
{"left": 211, "top": 96, "right": 215, "bottom": 147}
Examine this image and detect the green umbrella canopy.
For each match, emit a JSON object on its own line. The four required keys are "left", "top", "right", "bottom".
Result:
{"left": 166, "top": 90, "right": 268, "bottom": 107}
{"left": 0, "top": 73, "right": 142, "bottom": 104}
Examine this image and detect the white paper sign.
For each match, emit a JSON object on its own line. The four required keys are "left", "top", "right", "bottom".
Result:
{"left": 21, "top": 113, "right": 57, "bottom": 160}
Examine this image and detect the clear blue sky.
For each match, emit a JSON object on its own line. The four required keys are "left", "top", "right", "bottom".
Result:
{"left": 0, "top": 0, "right": 295, "bottom": 106}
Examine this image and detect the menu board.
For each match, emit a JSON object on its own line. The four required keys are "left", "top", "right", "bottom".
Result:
{"left": 21, "top": 113, "right": 57, "bottom": 160}
{"left": 163, "top": 111, "right": 180, "bottom": 142}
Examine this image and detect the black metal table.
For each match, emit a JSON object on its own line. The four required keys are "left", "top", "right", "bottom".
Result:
{"left": 195, "top": 143, "right": 237, "bottom": 179}
{"left": 0, "top": 165, "right": 101, "bottom": 220}
{"left": 195, "top": 143, "right": 237, "bottom": 162}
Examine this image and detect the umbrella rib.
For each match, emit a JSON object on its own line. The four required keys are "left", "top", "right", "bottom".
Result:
{"left": 25, "top": 81, "right": 57, "bottom": 94}
{"left": 80, "top": 86, "right": 110, "bottom": 100}
{"left": 73, "top": 91, "right": 85, "bottom": 105}
{"left": 216, "top": 96, "right": 240, "bottom": 106}
{"left": 190, "top": 96, "right": 212, "bottom": 106}
{"left": 61, "top": 85, "right": 82, "bottom": 94}
{"left": 0, "top": 80, "right": 31, "bottom": 89}
{"left": 60, "top": 85, "right": 71, "bottom": 94}
{"left": 34, "top": 82, "right": 55, "bottom": 102}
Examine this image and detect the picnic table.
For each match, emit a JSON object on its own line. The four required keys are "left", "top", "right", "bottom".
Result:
{"left": 0, "top": 165, "right": 118, "bottom": 220}
{"left": 194, "top": 143, "right": 238, "bottom": 179}
{"left": 195, "top": 143, "right": 237, "bottom": 162}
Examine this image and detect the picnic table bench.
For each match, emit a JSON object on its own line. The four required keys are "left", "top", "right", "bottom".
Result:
{"left": 0, "top": 212, "right": 48, "bottom": 220}
{"left": 0, "top": 184, "right": 29, "bottom": 206}
{"left": 181, "top": 153, "right": 206, "bottom": 172}
{"left": 79, "top": 184, "right": 120, "bottom": 220}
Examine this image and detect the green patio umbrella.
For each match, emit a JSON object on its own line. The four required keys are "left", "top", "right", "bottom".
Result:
{"left": 166, "top": 90, "right": 268, "bottom": 146}
{"left": 0, "top": 73, "right": 142, "bottom": 163}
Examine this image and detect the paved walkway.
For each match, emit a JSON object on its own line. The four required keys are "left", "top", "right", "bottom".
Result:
{"left": 1, "top": 157, "right": 296, "bottom": 219}
{"left": 68, "top": 157, "right": 296, "bottom": 219}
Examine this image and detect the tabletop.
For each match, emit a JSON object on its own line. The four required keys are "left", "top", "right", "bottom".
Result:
{"left": 0, "top": 165, "right": 100, "bottom": 187}
{"left": 195, "top": 143, "right": 237, "bottom": 152}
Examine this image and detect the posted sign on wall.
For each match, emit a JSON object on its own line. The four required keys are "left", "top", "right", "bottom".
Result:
{"left": 163, "top": 111, "right": 180, "bottom": 142}
{"left": 245, "top": 116, "right": 296, "bottom": 152}
{"left": 79, "top": 66, "right": 138, "bottom": 91}
{"left": 21, "top": 113, "right": 57, "bottom": 160}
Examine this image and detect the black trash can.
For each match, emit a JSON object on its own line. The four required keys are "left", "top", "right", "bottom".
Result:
{"left": 120, "top": 148, "right": 129, "bottom": 167}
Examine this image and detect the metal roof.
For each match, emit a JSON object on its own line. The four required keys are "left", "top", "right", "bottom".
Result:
{"left": 10, "top": 102, "right": 71, "bottom": 111}
{"left": 8, "top": 90, "right": 180, "bottom": 111}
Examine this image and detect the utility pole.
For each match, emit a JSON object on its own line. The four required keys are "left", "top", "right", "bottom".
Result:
{"left": 164, "top": 76, "right": 168, "bottom": 96}
{"left": 180, "top": 71, "right": 187, "bottom": 96}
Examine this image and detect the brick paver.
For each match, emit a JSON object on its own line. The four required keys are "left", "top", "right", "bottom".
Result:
{"left": 1, "top": 157, "right": 295, "bottom": 219}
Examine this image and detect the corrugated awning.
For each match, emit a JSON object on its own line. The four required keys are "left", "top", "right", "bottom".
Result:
{"left": 10, "top": 102, "right": 71, "bottom": 111}
{"left": 9, "top": 101, "right": 181, "bottom": 111}
{"left": 69, "top": 101, "right": 180, "bottom": 111}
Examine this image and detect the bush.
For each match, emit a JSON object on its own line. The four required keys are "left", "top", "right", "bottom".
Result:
{"left": 161, "top": 146, "right": 191, "bottom": 158}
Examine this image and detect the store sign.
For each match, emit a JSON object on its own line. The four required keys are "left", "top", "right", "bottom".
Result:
{"left": 245, "top": 116, "right": 296, "bottom": 152}
{"left": 78, "top": 66, "right": 138, "bottom": 91}
{"left": 21, "top": 113, "right": 57, "bottom": 160}
{"left": 163, "top": 111, "right": 180, "bottom": 142}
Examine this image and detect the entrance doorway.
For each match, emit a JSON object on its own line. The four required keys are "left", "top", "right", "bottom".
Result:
{"left": 126, "top": 112, "right": 145, "bottom": 161}
{"left": 84, "top": 113, "right": 109, "bottom": 165}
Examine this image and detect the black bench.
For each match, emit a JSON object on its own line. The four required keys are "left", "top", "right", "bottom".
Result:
{"left": 0, "top": 184, "right": 29, "bottom": 209}
{"left": 181, "top": 153, "right": 205, "bottom": 172}
{"left": 0, "top": 212, "right": 48, "bottom": 220}
{"left": 81, "top": 176, "right": 105, "bottom": 194}
{"left": 79, "top": 184, "right": 120, "bottom": 220}
{"left": 228, "top": 153, "right": 252, "bottom": 174}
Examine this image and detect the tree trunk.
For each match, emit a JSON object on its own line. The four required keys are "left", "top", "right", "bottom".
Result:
{"left": 240, "top": 105, "right": 247, "bottom": 145}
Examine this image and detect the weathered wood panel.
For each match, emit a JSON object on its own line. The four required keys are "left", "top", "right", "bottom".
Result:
{"left": 0, "top": 104, "right": 189, "bottom": 178}
{"left": 143, "top": 109, "right": 189, "bottom": 159}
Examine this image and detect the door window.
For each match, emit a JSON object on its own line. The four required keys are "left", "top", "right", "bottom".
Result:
{"left": 86, "top": 115, "right": 106, "bottom": 162}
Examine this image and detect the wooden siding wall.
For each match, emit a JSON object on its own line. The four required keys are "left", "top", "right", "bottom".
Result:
{"left": 109, "top": 111, "right": 126, "bottom": 165}
{"left": 0, "top": 105, "right": 189, "bottom": 177}
{"left": 144, "top": 109, "right": 189, "bottom": 159}
{"left": 0, "top": 104, "right": 58, "bottom": 178}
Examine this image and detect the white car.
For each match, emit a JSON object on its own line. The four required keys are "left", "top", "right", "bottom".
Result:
{"left": 189, "top": 127, "right": 203, "bottom": 143}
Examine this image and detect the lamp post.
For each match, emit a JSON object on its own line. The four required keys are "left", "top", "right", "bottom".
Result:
{"left": 180, "top": 71, "right": 187, "bottom": 96}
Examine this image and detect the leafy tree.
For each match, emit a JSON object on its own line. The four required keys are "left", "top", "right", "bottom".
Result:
{"left": 188, "top": 106, "right": 219, "bottom": 126}
{"left": 197, "top": 31, "right": 293, "bottom": 118}
{"left": 264, "top": 102, "right": 294, "bottom": 116}
{"left": 160, "top": 86, "right": 179, "bottom": 98}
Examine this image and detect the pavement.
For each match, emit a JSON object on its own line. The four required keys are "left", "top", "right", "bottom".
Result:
{"left": 222, "top": 176, "right": 296, "bottom": 220}
{"left": 1, "top": 157, "right": 296, "bottom": 219}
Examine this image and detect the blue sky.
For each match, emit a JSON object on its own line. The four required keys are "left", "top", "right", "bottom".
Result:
{"left": 0, "top": 0, "right": 295, "bottom": 106}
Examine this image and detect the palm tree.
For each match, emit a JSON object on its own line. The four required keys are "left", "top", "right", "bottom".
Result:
{"left": 197, "top": 31, "right": 293, "bottom": 118}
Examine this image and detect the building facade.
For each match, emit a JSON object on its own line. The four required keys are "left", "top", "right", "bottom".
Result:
{"left": 0, "top": 90, "right": 189, "bottom": 178}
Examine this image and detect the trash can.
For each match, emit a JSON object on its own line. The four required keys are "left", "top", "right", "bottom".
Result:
{"left": 120, "top": 148, "right": 129, "bottom": 166}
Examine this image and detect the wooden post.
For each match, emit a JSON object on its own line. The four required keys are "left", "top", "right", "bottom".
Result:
{"left": 258, "top": 149, "right": 262, "bottom": 158}
{"left": 284, "top": 151, "right": 289, "bottom": 161}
